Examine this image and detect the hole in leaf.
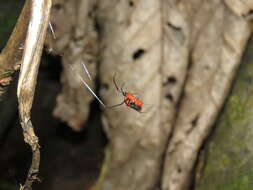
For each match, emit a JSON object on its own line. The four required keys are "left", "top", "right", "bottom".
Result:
{"left": 167, "top": 76, "right": 177, "bottom": 84}
{"left": 132, "top": 48, "right": 146, "bottom": 60}
{"left": 177, "top": 166, "right": 182, "bottom": 173}
{"left": 53, "top": 3, "right": 62, "bottom": 10}
{"left": 165, "top": 93, "right": 173, "bottom": 102}
{"left": 129, "top": 1, "right": 134, "bottom": 7}
{"left": 163, "top": 76, "right": 177, "bottom": 86}
{"left": 191, "top": 115, "right": 199, "bottom": 127}
{"left": 167, "top": 22, "right": 182, "bottom": 31}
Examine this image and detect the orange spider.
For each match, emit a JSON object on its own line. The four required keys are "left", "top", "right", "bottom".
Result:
{"left": 109, "top": 74, "right": 143, "bottom": 112}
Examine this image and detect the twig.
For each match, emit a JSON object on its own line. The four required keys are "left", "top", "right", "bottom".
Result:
{"left": 17, "top": 0, "right": 52, "bottom": 189}
{"left": 0, "top": 0, "right": 31, "bottom": 98}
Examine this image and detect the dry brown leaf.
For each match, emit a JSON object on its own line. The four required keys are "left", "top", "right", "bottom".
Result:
{"left": 47, "top": 0, "right": 99, "bottom": 131}
{"left": 95, "top": 0, "right": 252, "bottom": 190}
{"left": 162, "top": 1, "right": 252, "bottom": 190}
{"left": 97, "top": 0, "right": 167, "bottom": 189}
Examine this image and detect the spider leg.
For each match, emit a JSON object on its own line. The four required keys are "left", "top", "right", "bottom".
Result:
{"left": 106, "top": 100, "right": 125, "bottom": 108}
{"left": 113, "top": 73, "right": 127, "bottom": 95}
{"left": 113, "top": 73, "right": 120, "bottom": 91}
{"left": 120, "top": 82, "right": 126, "bottom": 94}
{"left": 81, "top": 61, "right": 92, "bottom": 81}
{"left": 49, "top": 21, "right": 56, "bottom": 39}
{"left": 69, "top": 64, "right": 106, "bottom": 108}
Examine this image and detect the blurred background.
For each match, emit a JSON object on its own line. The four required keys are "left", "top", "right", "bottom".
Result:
{"left": 1, "top": 1, "right": 253, "bottom": 190}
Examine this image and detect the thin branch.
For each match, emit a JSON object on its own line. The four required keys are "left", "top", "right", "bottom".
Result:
{"left": 17, "top": 0, "right": 52, "bottom": 189}
{"left": 0, "top": 0, "right": 31, "bottom": 98}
